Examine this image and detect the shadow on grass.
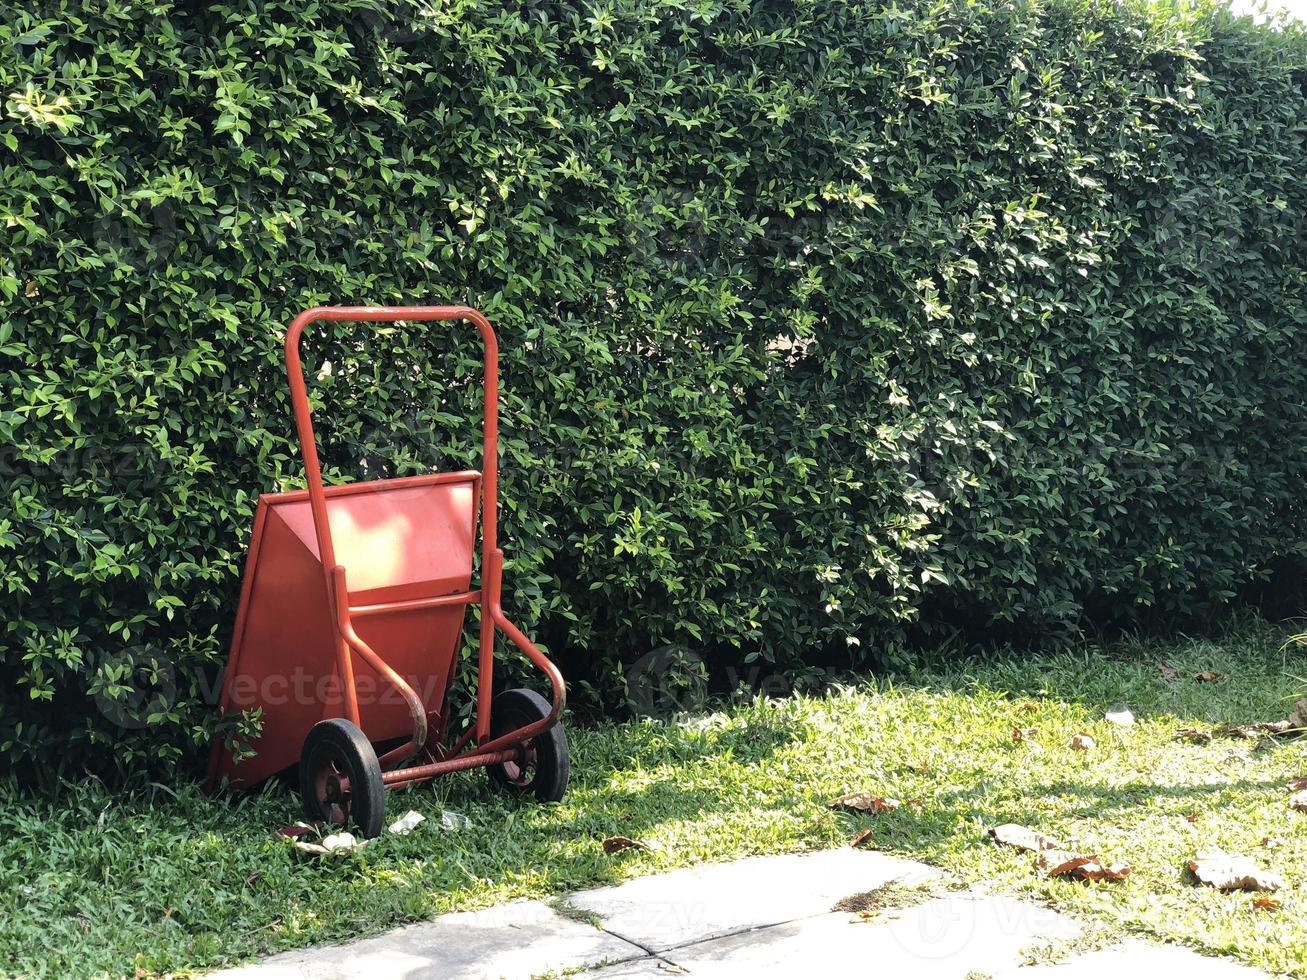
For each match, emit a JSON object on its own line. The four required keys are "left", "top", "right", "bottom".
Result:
{"left": 0, "top": 710, "right": 811, "bottom": 977}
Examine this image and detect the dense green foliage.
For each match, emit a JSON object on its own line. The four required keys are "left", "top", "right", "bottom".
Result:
{"left": 2, "top": 0, "right": 1305, "bottom": 772}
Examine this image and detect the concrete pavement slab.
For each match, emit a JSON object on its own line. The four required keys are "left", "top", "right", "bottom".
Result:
{"left": 656, "top": 892, "right": 1080, "bottom": 977}
{"left": 567, "top": 848, "right": 940, "bottom": 951}
{"left": 209, "top": 899, "right": 646, "bottom": 980}
{"left": 207, "top": 851, "right": 1277, "bottom": 979}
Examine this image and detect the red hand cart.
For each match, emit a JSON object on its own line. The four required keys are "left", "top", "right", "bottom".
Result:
{"left": 205, "top": 306, "right": 568, "bottom": 836}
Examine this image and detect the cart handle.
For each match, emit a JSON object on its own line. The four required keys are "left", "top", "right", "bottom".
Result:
{"left": 283, "top": 305, "right": 565, "bottom": 760}
{"left": 283, "top": 305, "right": 501, "bottom": 578}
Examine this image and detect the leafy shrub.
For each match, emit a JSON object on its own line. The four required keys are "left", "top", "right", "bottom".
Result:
{"left": 2, "top": 0, "right": 1305, "bottom": 773}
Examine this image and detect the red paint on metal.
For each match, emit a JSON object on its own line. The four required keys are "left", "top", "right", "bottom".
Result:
{"left": 206, "top": 306, "right": 565, "bottom": 796}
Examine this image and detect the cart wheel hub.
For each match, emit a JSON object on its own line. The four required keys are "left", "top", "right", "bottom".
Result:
{"left": 501, "top": 741, "right": 538, "bottom": 787}
{"left": 324, "top": 772, "right": 345, "bottom": 801}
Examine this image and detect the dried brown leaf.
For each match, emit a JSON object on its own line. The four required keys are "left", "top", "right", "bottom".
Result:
{"left": 1080, "top": 862, "right": 1133, "bottom": 882}
{"left": 1037, "top": 848, "right": 1132, "bottom": 882}
{"left": 1288, "top": 698, "right": 1307, "bottom": 731}
{"left": 850, "top": 827, "right": 876, "bottom": 849}
{"left": 276, "top": 823, "right": 320, "bottom": 840}
{"left": 1037, "top": 849, "right": 1093, "bottom": 877}
{"left": 1194, "top": 671, "right": 1227, "bottom": 683}
{"left": 1157, "top": 663, "right": 1179, "bottom": 683}
{"left": 1252, "top": 896, "right": 1282, "bottom": 911}
{"left": 1216, "top": 720, "right": 1292, "bottom": 738}
{"left": 1175, "top": 727, "right": 1212, "bottom": 743}
{"left": 1187, "top": 852, "right": 1283, "bottom": 892}
{"left": 1011, "top": 725, "right": 1037, "bottom": 743}
{"left": 1069, "top": 732, "right": 1096, "bottom": 751}
{"left": 828, "top": 792, "right": 900, "bottom": 814}
{"left": 602, "top": 836, "right": 651, "bottom": 854}
{"left": 1017, "top": 701, "right": 1039, "bottom": 713}
{"left": 988, "top": 823, "right": 1064, "bottom": 853}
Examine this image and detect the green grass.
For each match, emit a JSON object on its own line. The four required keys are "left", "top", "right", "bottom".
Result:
{"left": 3, "top": 622, "right": 1306, "bottom": 979}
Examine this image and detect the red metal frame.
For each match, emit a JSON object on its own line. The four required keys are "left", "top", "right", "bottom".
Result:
{"left": 209, "top": 305, "right": 565, "bottom": 792}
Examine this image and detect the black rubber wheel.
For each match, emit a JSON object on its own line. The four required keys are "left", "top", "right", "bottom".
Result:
{"left": 299, "top": 718, "right": 386, "bottom": 839}
{"left": 487, "top": 688, "right": 569, "bottom": 803}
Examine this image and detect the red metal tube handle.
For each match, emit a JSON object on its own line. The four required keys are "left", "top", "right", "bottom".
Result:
{"left": 330, "top": 565, "right": 428, "bottom": 764}
{"left": 283, "top": 306, "right": 501, "bottom": 733}
{"left": 470, "top": 548, "right": 567, "bottom": 753}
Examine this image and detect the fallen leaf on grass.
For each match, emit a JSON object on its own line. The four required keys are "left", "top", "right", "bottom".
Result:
{"left": 988, "top": 823, "right": 1064, "bottom": 853}
{"left": 295, "top": 832, "right": 367, "bottom": 856}
{"left": 1037, "top": 849, "right": 1132, "bottom": 882}
{"left": 1105, "top": 708, "right": 1135, "bottom": 727}
{"left": 1194, "top": 671, "right": 1228, "bottom": 683}
{"left": 850, "top": 827, "right": 876, "bottom": 849}
{"left": 244, "top": 871, "right": 261, "bottom": 887}
{"left": 1011, "top": 726, "right": 1037, "bottom": 743}
{"left": 828, "top": 792, "right": 900, "bottom": 814}
{"left": 989, "top": 825, "right": 1128, "bottom": 882}
{"left": 1187, "top": 852, "right": 1283, "bottom": 892}
{"left": 1017, "top": 701, "right": 1039, "bottom": 713}
{"left": 1069, "top": 733, "right": 1096, "bottom": 751}
{"left": 1216, "top": 721, "right": 1292, "bottom": 739}
{"left": 1288, "top": 698, "right": 1307, "bottom": 731}
{"left": 276, "top": 823, "right": 319, "bottom": 840}
{"left": 603, "top": 836, "right": 652, "bottom": 853}
{"left": 1175, "top": 727, "right": 1212, "bottom": 743}
{"left": 1289, "top": 790, "right": 1307, "bottom": 813}
{"left": 1252, "top": 896, "right": 1282, "bottom": 911}
{"left": 1157, "top": 663, "right": 1179, "bottom": 683}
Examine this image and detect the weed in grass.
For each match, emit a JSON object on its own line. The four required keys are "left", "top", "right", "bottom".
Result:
{"left": 549, "top": 898, "right": 604, "bottom": 929}
{"left": 1019, "top": 924, "right": 1117, "bottom": 966}
{"left": 832, "top": 880, "right": 938, "bottom": 918}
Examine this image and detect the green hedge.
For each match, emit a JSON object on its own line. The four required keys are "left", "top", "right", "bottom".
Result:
{"left": 3, "top": 0, "right": 1305, "bottom": 773}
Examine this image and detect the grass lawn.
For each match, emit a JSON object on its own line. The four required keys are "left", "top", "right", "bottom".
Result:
{"left": 3, "top": 621, "right": 1306, "bottom": 978}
